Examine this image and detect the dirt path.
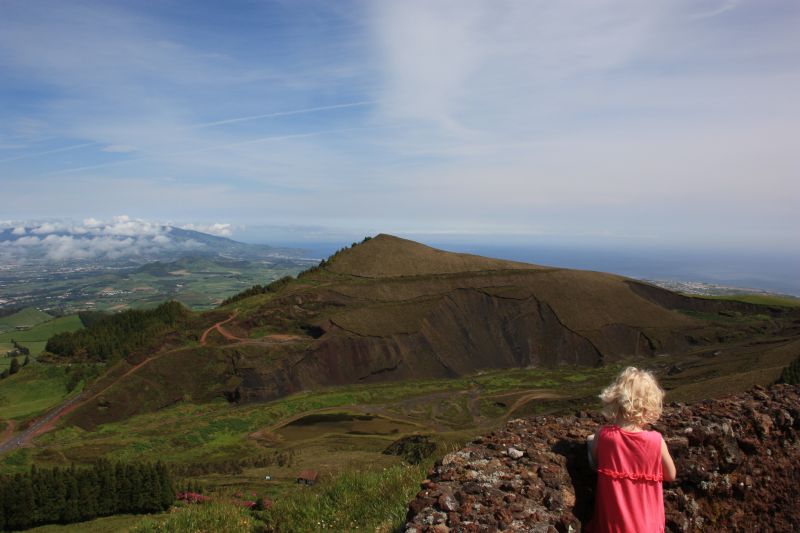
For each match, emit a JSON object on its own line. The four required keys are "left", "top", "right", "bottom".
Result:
{"left": 200, "top": 311, "right": 304, "bottom": 346}
{"left": 0, "top": 393, "right": 86, "bottom": 453}
{"left": 506, "top": 391, "right": 561, "bottom": 416}
{"left": 0, "top": 344, "right": 180, "bottom": 453}
{"left": 200, "top": 312, "right": 238, "bottom": 345}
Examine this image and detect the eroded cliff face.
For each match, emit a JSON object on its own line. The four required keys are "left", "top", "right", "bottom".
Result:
{"left": 404, "top": 385, "right": 800, "bottom": 532}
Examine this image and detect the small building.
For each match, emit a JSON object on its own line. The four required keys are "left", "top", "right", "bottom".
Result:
{"left": 296, "top": 470, "right": 318, "bottom": 485}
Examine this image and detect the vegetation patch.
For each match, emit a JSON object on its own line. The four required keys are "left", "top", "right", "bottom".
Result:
{"left": 45, "top": 302, "right": 187, "bottom": 362}
{"left": 134, "top": 501, "right": 254, "bottom": 533}
{"left": 259, "top": 462, "right": 429, "bottom": 532}
{"left": 778, "top": 356, "right": 800, "bottom": 385}
{"left": 0, "top": 364, "right": 79, "bottom": 420}
{"left": 0, "top": 461, "right": 173, "bottom": 530}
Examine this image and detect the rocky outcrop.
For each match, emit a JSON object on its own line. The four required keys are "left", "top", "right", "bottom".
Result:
{"left": 404, "top": 385, "right": 800, "bottom": 532}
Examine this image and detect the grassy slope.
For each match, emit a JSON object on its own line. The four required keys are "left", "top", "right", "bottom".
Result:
{"left": 327, "top": 234, "right": 543, "bottom": 278}
{"left": 13, "top": 333, "right": 794, "bottom": 474}
{"left": 25, "top": 514, "right": 154, "bottom": 533}
{"left": 0, "top": 364, "right": 77, "bottom": 420}
{"left": 0, "top": 307, "right": 53, "bottom": 331}
{"left": 0, "top": 314, "right": 84, "bottom": 420}
{"left": 698, "top": 293, "right": 800, "bottom": 307}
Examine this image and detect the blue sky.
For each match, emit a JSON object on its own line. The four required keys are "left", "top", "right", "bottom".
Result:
{"left": 1, "top": 0, "right": 798, "bottom": 250}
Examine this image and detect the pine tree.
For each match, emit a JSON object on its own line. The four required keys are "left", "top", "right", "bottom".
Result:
{"left": 5, "top": 473, "right": 35, "bottom": 529}
{"left": 61, "top": 467, "right": 80, "bottom": 523}
{"left": 96, "top": 460, "right": 116, "bottom": 516}
{"left": 0, "top": 475, "right": 8, "bottom": 531}
{"left": 156, "top": 461, "right": 174, "bottom": 509}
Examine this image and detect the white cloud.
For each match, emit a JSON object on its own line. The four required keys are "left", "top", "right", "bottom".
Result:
{"left": 0, "top": 216, "right": 236, "bottom": 261}
{"left": 177, "top": 222, "right": 233, "bottom": 237}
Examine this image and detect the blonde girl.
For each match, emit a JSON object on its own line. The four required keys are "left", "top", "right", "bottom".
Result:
{"left": 586, "top": 367, "right": 676, "bottom": 532}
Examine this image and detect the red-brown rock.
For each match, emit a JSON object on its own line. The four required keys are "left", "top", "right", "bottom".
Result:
{"left": 404, "top": 385, "right": 800, "bottom": 532}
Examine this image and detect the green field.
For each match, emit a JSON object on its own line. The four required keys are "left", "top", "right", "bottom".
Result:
{"left": 0, "top": 314, "right": 84, "bottom": 357}
{"left": 0, "top": 257, "right": 313, "bottom": 314}
{"left": 0, "top": 364, "right": 81, "bottom": 420}
{"left": 0, "top": 307, "right": 54, "bottom": 333}
{"left": 0, "top": 314, "right": 85, "bottom": 420}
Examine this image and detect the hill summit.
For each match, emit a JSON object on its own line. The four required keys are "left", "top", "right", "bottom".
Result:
{"left": 60, "top": 234, "right": 800, "bottom": 429}
{"left": 326, "top": 234, "right": 541, "bottom": 278}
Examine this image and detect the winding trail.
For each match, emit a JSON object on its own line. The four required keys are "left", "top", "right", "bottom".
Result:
{"left": 200, "top": 311, "right": 304, "bottom": 346}
{"left": 0, "top": 393, "right": 86, "bottom": 454}
{"left": 1, "top": 311, "right": 306, "bottom": 454}
{"left": 200, "top": 312, "right": 239, "bottom": 345}
{"left": 506, "top": 390, "right": 561, "bottom": 416}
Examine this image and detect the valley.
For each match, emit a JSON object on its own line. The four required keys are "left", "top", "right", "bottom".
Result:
{"left": 0, "top": 256, "right": 314, "bottom": 313}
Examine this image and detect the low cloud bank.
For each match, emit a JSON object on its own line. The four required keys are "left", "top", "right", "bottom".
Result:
{"left": 0, "top": 215, "right": 235, "bottom": 261}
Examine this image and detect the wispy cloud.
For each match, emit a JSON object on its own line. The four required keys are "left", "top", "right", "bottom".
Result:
{"left": 689, "top": 0, "right": 739, "bottom": 20}
{"left": 0, "top": 0, "right": 797, "bottom": 251}
{"left": 191, "top": 101, "right": 374, "bottom": 129}
{"left": 0, "top": 142, "right": 99, "bottom": 162}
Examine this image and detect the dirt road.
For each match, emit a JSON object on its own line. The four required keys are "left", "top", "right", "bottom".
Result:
{"left": 0, "top": 393, "right": 85, "bottom": 454}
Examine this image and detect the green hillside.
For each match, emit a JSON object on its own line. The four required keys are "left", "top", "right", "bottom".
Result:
{"left": 1, "top": 235, "right": 799, "bottom": 532}
{"left": 0, "top": 364, "right": 79, "bottom": 420}
{"left": 0, "top": 307, "right": 53, "bottom": 333}
{"left": 57, "top": 234, "right": 800, "bottom": 432}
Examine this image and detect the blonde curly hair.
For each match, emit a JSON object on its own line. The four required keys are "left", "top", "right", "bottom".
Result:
{"left": 599, "top": 366, "right": 664, "bottom": 427}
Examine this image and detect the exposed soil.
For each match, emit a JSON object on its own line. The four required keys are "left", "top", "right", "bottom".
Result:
{"left": 200, "top": 311, "right": 304, "bottom": 346}
{"left": 200, "top": 312, "right": 238, "bottom": 345}
{"left": 404, "top": 384, "right": 800, "bottom": 532}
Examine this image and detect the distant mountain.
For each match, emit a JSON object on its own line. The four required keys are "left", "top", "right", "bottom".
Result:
{"left": 61, "top": 234, "right": 800, "bottom": 429}
{"left": 0, "top": 225, "right": 305, "bottom": 264}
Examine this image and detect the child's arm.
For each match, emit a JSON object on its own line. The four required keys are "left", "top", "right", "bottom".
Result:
{"left": 587, "top": 428, "right": 601, "bottom": 471}
{"left": 661, "top": 436, "right": 677, "bottom": 481}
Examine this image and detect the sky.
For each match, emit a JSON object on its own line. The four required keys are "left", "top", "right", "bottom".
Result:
{"left": 1, "top": 0, "right": 799, "bottom": 252}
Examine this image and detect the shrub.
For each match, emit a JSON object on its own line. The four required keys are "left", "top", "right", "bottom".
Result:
{"left": 778, "top": 356, "right": 800, "bottom": 385}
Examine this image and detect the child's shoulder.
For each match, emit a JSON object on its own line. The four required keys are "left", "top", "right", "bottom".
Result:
{"left": 599, "top": 425, "right": 663, "bottom": 439}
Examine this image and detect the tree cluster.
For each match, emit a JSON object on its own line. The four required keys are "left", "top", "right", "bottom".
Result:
{"left": 11, "top": 340, "right": 29, "bottom": 356}
{"left": 0, "top": 461, "right": 174, "bottom": 530}
{"left": 1, "top": 357, "right": 20, "bottom": 380}
{"left": 44, "top": 301, "right": 187, "bottom": 362}
{"left": 779, "top": 356, "right": 800, "bottom": 385}
{"left": 221, "top": 275, "right": 294, "bottom": 306}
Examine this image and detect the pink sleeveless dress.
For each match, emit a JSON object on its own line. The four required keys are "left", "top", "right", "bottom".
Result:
{"left": 588, "top": 425, "right": 665, "bottom": 533}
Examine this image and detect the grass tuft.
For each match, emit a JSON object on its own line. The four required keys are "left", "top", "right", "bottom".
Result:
{"left": 260, "top": 462, "right": 429, "bottom": 532}
{"left": 133, "top": 502, "right": 254, "bottom": 533}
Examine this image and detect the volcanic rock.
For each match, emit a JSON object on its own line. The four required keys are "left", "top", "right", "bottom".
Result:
{"left": 404, "top": 384, "right": 800, "bottom": 532}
